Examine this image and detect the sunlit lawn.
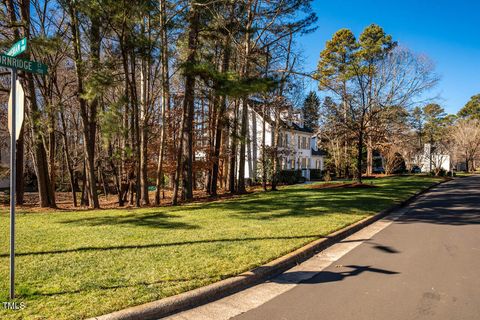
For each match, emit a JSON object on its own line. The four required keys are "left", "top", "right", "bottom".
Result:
{"left": 0, "top": 175, "right": 440, "bottom": 319}
{"left": 455, "top": 172, "right": 477, "bottom": 177}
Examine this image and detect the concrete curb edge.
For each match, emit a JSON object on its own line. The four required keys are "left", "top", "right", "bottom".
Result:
{"left": 91, "top": 179, "right": 449, "bottom": 320}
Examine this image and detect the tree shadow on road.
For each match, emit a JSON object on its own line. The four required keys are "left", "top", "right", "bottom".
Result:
{"left": 389, "top": 190, "right": 480, "bottom": 226}
{"left": 271, "top": 265, "right": 399, "bottom": 285}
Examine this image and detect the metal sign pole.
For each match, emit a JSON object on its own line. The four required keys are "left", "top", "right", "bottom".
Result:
{"left": 10, "top": 67, "right": 17, "bottom": 300}
{"left": 3, "top": 37, "right": 45, "bottom": 299}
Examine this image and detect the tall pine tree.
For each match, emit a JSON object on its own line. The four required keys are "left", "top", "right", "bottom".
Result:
{"left": 301, "top": 91, "right": 321, "bottom": 130}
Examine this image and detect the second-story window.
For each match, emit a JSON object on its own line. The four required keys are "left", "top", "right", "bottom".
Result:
{"left": 301, "top": 158, "right": 307, "bottom": 169}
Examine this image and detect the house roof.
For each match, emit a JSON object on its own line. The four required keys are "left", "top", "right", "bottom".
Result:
{"left": 247, "top": 101, "right": 314, "bottom": 134}
{"left": 288, "top": 122, "right": 314, "bottom": 134}
{"left": 311, "top": 149, "right": 327, "bottom": 156}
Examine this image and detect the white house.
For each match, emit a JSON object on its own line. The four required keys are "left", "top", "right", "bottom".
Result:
{"left": 243, "top": 104, "right": 326, "bottom": 181}
{"left": 419, "top": 143, "right": 450, "bottom": 173}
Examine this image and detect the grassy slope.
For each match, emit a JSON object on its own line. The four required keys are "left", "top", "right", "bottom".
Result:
{"left": 0, "top": 176, "right": 439, "bottom": 319}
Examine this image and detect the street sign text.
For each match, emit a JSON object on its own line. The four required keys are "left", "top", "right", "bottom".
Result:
{"left": 0, "top": 54, "right": 47, "bottom": 75}
{"left": 6, "top": 38, "right": 27, "bottom": 57}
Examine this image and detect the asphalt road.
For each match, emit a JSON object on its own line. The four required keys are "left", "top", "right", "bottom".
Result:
{"left": 232, "top": 176, "right": 480, "bottom": 320}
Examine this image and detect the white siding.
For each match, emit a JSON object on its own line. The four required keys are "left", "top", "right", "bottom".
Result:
{"left": 243, "top": 105, "right": 325, "bottom": 180}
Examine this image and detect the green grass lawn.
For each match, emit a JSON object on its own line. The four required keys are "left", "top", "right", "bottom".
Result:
{"left": 0, "top": 175, "right": 440, "bottom": 319}
{"left": 455, "top": 172, "right": 477, "bottom": 177}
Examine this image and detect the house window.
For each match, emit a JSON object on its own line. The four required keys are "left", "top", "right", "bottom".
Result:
{"left": 302, "top": 137, "right": 307, "bottom": 149}
{"left": 278, "top": 133, "right": 283, "bottom": 147}
{"left": 301, "top": 158, "right": 307, "bottom": 169}
{"left": 285, "top": 134, "right": 289, "bottom": 146}
{"left": 291, "top": 159, "right": 295, "bottom": 169}
{"left": 297, "top": 136, "right": 301, "bottom": 149}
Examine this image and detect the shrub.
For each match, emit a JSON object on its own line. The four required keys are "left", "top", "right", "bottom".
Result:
{"left": 437, "top": 168, "right": 447, "bottom": 176}
{"left": 324, "top": 171, "right": 332, "bottom": 182}
{"left": 430, "top": 168, "right": 450, "bottom": 177}
{"left": 310, "top": 169, "right": 324, "bottom": 180}
{"left": 278, "top": 170, "right": 303, "bottom": 185}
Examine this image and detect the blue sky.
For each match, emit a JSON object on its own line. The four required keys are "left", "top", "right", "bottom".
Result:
{"left": 298, "top": 0, "right": 480, "bottom": 114}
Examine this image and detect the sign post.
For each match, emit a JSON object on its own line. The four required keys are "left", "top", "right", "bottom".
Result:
{"left": 2, "top": 38, "right": 46, "bottom": 299}
{"left": 9, "top": 68, "right": 16, "bottom": 300}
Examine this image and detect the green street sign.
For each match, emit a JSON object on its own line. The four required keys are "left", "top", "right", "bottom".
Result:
{"left": 6, "top": 38, "right": 27, "bottom": 57}
{"left": 0, "top": 54, "right": 47, "bottom": 75}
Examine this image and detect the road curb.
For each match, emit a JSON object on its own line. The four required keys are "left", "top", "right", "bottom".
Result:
{"left": 91, "top": 179, "right": 448, "bottom": 320}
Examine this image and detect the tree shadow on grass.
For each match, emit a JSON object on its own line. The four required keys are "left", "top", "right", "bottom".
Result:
{"left": 60, "top": 211, "right": 199, "bottom": 229}
{"left": 57, "top": 179, "right": 438, "bottom": 229}
{"left": 198, "top": 187, "right": 403, "bottom": 221}
{"left": 0, "top": 233, "right": 328, "bottom": 258}
{"left": 58, "top": 188, "right": 392, "bottom": 228}
{"left": 16, "top": 274, "right": 227, "bottom": 298}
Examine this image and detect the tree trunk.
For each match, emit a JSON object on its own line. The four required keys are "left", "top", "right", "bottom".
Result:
{"left": 271, "top": 34, "right": 293, "bottom": 191}
{"left": 173, "top": 3, "right": 200, "bottom": 204}
{"left": 366, "top": 141, "right": 373, "bottom": 176}
{"left": 262, "top": 105, "right": 267, "bottom": 191}
{"left": 129, "top": 53, "right": 141, "bottom": 207}
{"left": 18, "top": 0, "right": 56, "bottom": 207}
{"left": 229, "top": 102, "right": 238, "bottom": 193}
{"left": 68, "top": 4, "right": 99, "bottom": 208}
{"left": 155, "top": 0, "right": 171, "bottom": 205}
{"left": 210, "top": 25, "right": 233, "bottom": 196}
{"left": 7, "top": 0, "right": 25, "bottom": 206}
{"left": 271, "top": 107, "right": 281, "bottom": 191}
{"left": 48, "top": 107, "right": 57, "bottom": 205}
{"left": 210, "top": 93, "right": 225, "bottom": 197}
{"left": 237, "top": 98, "right": 249, "bottom": 193}
{"left": 60, "top": 110, "right": 77, "bottom": 207}
{"left": 80, "top": 161, "right": 88, "bottom": 206}
{"left": 237, "top": 1, "right": 254, "bottom": 193}
{"left": 356, "top": 127, "right": 364, "bottom": 183}
{"left": 140, "top": 60, "right": 150, "bottom": 205}
{"left": 205, "top": 93, "right": 216, "bottom": 193}
{"left": 181, "top": 4, "right": 200, "bottom": 201}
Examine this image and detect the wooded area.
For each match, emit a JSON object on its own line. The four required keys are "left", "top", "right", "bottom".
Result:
{"left": 0, "top": 0, "right": 478, "bottom": 209}
{"left": 0, "top": 0, "right": 319, "bottom": 208}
